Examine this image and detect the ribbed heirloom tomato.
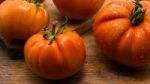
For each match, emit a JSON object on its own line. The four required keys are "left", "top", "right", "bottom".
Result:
{"left": 0, "top": 0, "right": 48, "bottom": 40}
{"left": 93, "top": 0, "right": 150, "bottom": 67}
{"left": 53, "top": 0, "right": 105, "bottom": 20}
{"left": 24, "top": 21, "right": 86, "bottom": 80}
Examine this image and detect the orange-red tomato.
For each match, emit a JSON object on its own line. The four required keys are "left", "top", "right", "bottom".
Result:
{"left": 93, "top": 0, "right": 150, "bottom": 67}
{"left": 53, "top": 0, "right": 105, "bottom": 20}
{"left": 0, "top": 0, "right": 48, "bottom": 40}
{"left": 24, "top": 29, "right": 86, "bottom": 80}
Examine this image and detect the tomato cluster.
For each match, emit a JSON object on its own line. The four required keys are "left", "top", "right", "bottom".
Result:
{"left": 0, "top": 0, "right": 150, "bottom": 81}
{"left": 0, "top": 0, "right": 104, "bottom": 80}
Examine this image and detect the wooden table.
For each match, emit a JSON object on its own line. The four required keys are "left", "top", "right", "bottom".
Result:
{"left": 0, "top": 0, "right": 150, "bottom": 84}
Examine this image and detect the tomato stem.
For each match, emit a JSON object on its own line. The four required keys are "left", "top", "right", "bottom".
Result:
{"left": 56, "top": 18, "right": 68, "bottom": 35}
{"left": 43, "top": 18, "right": 68, "bottom": 44}
{"left": 27, "top": 0, "right": 43, "bottom": 7}
{"left": 130, "top": 0, "right": 146, "bottom": 26}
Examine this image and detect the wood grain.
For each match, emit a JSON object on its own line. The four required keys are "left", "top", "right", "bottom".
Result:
{"left": 0, "top": 0, "right": 150, "bottom": 84}
{"left": 1, "top": 31, "right": 150, "bottom": 84}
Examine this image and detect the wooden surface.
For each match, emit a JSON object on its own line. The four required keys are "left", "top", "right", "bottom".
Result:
{"left": 1, "top": 0, "right": 150, "bottom": 84}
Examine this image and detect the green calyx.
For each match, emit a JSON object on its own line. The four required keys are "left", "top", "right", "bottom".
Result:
{"left": 43, "top": 19, "right": 68, "bottom": 44}
{"left": 27, "top": 0, "right": 43, "bottom": 7}
{"left": 130, "top": 0, "right": 146, "bottom": 26}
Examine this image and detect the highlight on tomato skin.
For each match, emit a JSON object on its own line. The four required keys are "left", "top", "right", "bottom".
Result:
{"left": 93, "top": 0, "right": 150, "bottom": 67}
{"left": 0, "top": 0, "right": 49, "bottom": 40}
{"left": 24, "top": 22, "right": 86, "bottom": 80}
{"left": 52, "top": 0, "right": 105, "bottom": 20}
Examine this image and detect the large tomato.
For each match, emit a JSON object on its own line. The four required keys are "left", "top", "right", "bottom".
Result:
{"left": 93, "top": 0, "right": 150, "bottom": 67}
{"left": 52, "top": 0, "right": 105, "bottom": 20}
{"left": 24, "top": 23, "right": 86, "bottom": 79}
{"left": 0, "top": 0, "right": 48, "bottom": 40}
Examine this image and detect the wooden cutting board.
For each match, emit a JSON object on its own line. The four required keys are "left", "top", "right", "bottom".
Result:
{"left": 0, "top": 0, "right": 150, "bottom": 84}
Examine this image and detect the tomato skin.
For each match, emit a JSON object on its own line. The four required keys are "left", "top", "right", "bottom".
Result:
{"left": 0, "top": 0, "right": 48, "bottom": 40}
{"left": 93, "top": 0, "right": 150, "bottom": 67}
{"left": 24, "top": 29, "right": 86, "bottom": 80}
{"left": 53, "top": 0, "right": 105, "bottom": 20}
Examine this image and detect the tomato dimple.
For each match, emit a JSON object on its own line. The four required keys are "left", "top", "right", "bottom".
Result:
{"left": 117, "top": 28, "right": 134, "bottom": 65}
{"left": 64, "top": 31, "right": 85, "bottom": 66}
{"left": 131, "top": 26, "right": 149, "bottom": 65}
{"left": 38, "top": 41, "right": 65, "bottom": 79}
{"left": 29, "top": 40, "right": 45, "bottom": 76}
{"left": 64, "top": 31, "right": 85, "bottom": 50}
{"left": 95, "top": 18, "right": 131, "bottom": 51}
{"left": 56, "top": 34, "right": 84, "bottom": 75}
{"left": 24, "top": 33, "right": 45, "bottom": 76}
{"left": 94, "top": 1, "right": 131, "bottom": 28}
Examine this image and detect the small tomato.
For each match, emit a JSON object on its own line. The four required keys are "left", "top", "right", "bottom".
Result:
{"left": 0, "top": 0, "right": 48, "bottom": 40}
{"left": 24, "top": 22, "right": 86, "bottom": 80}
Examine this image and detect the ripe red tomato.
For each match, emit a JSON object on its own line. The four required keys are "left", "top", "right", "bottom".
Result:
{"left": 93, "top": 0, "right": 150, "bottom": 67}
{"left": 0, "top": 0, "right": 48, "bottom": 40}
{"left": 53, "top": 0, "right": 105, "bottom": 20}
{"left": 24, "top": 24, "right": 86, "bottom": 79}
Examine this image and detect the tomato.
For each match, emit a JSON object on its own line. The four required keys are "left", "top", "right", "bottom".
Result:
{"left": 24, "top": 22, "right": 86, "bottom": 80}
{"left": 93, "top": 0, "right": 150, "bottom": 67}
{"left": 52, "top": 0, "right": 105, "bottom": 20}
{"left": 0, "top": 0, "right": 48, "bottom": 40}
